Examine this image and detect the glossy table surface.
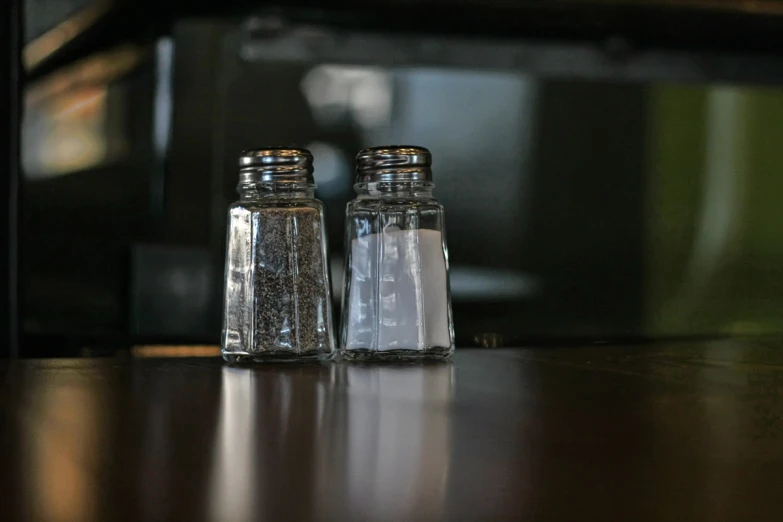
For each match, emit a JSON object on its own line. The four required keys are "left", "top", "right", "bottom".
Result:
{"left": 2, "top": 341, "right": 783, "bottom": 521}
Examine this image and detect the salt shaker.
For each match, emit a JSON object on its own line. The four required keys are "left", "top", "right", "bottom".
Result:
{"left": 221, "top": 147, "right": 335, "bottom": 363}
{"left": 340, "top": 146, "right": 454, "bottom": 360}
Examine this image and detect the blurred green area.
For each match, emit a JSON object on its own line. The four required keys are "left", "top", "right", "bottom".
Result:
{"left": 647, "top": 84, "right": 783, "bottom": 336}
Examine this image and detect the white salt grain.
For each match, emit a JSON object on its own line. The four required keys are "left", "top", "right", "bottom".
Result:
{"left": 345, "top": 228, "right": 451, "bottom": 351}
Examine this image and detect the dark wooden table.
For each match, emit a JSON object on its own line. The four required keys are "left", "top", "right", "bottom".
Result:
{"left": 2, "top": 341, "right": 783, "bottom": 521}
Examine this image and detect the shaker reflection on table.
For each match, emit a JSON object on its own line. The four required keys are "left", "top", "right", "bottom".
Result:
{"left": 208, "top": 361, "right": 454, "bottom": 521}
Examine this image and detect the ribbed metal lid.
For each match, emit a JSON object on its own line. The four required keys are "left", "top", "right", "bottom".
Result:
{"left": 238, "top": 147, "right": 314, "bottom": 185}
{"left": 356, "top": 145, "right": 432, "bottom": 183}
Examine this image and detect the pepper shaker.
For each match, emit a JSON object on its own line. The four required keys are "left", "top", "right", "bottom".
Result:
{"left": 221, "top": 147, "right": 335, "bottom": 363}
{"left": 340, "top": 146, "right": 454, "bottom": 360}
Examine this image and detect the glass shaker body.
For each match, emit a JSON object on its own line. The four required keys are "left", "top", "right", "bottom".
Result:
{"left": 340, "top": 146, "right": 454, "bottom": 360}
{"left": 222, "top": 148, "right": 335, "bottom": 363}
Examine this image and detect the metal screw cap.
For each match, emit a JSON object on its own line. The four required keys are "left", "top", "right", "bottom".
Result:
{"left": 239, "top": 147, "right": 314, "bottom": 185}
{"left": 356, "top": 145, "right": 432, "bottom": 183}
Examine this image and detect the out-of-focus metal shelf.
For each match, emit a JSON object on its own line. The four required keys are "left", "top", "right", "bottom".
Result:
{"left": 238, "top": 15, "right": 783, "bottom": 86}
{"left": 25, "top": 1, "right": 783, "bottom": 84}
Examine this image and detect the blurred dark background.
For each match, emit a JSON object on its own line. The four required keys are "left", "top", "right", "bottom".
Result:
{"left": 9, "top": 0, "right": 783, "bottom": 356}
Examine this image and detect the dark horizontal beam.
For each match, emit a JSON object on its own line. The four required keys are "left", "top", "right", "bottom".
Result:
{"left": 238, "top": 19, "right": 783, "bottom": 86}
{"left": 247, "top": 2, "right": 783, "bottom": 55}
{"left": 27, "top": 1, "right": 783, "bottom": 84}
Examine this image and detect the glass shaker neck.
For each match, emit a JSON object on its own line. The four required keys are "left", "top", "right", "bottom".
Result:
{"left": 354, "top": 181, "right": 435, "bottom": 198}
{"left": 239, "top": 181, "right": 316, "bottom": 200}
